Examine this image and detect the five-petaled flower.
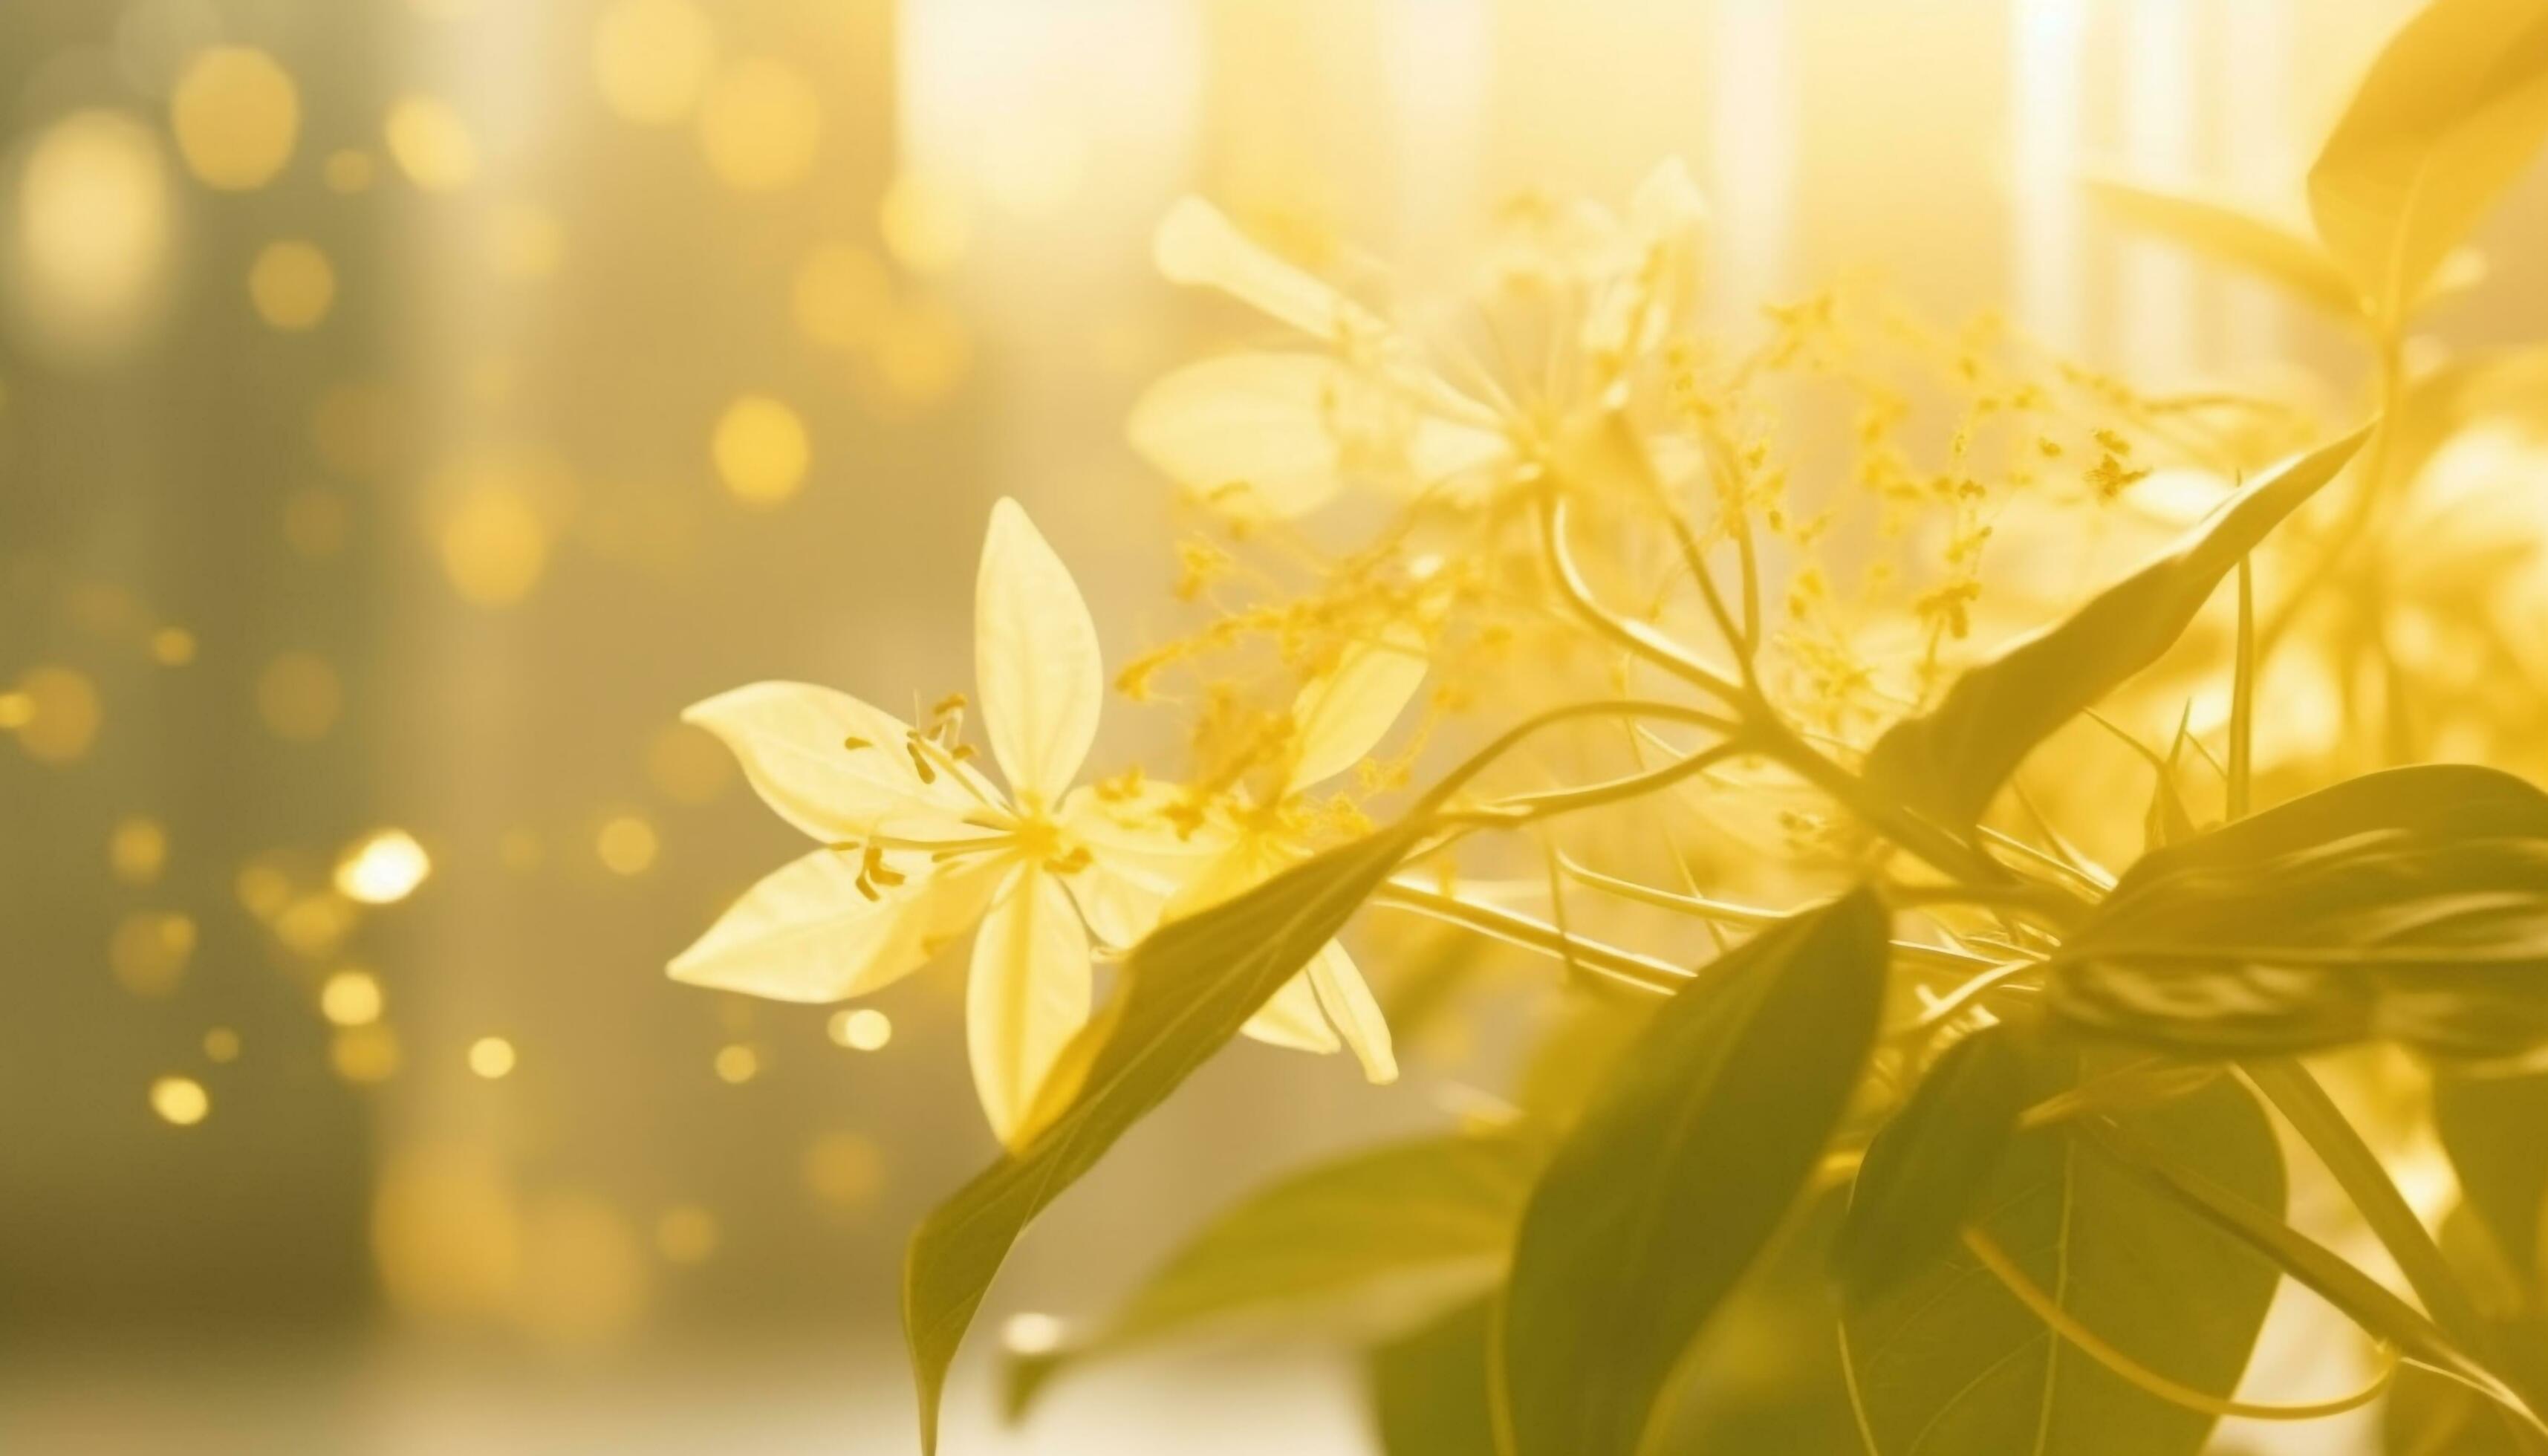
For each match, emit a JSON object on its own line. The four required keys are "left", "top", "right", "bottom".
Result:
{"left": 671, "top": 499, "right": 1216, "bottom": 1148}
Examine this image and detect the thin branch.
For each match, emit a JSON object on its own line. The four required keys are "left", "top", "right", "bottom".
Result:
{"left": 1371, "top": 879, "right": 1689, "bottom": 998}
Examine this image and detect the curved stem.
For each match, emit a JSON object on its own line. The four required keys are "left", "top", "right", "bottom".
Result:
{"left": 1411, "top": 698, "right": 1738, "bottom": 818}
{"left": 1561, "top": 856, "right": 1986, "bottom": 972}
{"left": 1537, "top": 486, "right": 1747, "bottom": 709}
{"left": 1963, "top": 1227, "right": 2396, "bottom": 1422}
{"left": 1441, "top": 738, "right": 1750, "bottom": 828}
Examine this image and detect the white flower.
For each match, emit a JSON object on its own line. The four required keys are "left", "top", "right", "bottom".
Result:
{"left": 671, "top": 499, "right": 1212, "bottom": 1148}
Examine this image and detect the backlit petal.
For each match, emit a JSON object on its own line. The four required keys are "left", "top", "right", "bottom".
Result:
{"left": 1306, "top": 940, "right": 1397, "bottom": 1084}
{"left": 1244, "top": 972, "right": 1342, "bottom": 1053}
{"left": 1127, "top": 353, "right": 1348, "bottom": 519}
{"left": 1288, "top": 624, "right": 1428, "bottom": 791}
{"left": 683, "top": 681, "right": 990, "bottom": 842}
{"left": 975, "top": 498, "right": 1104, "bottom": 804}
{"left": 966, "top": 863, "right": 1093, "bottom": 1148}
{"left": 1154, "top": 196, "right": 1379, "bottom": 344}
{"left": 668, "top": 849, "right": 999, "bottom": 1002}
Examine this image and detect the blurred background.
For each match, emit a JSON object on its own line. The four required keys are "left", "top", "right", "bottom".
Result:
{"left": 3, "top": 0, "right": 2544, "bottom": 1450}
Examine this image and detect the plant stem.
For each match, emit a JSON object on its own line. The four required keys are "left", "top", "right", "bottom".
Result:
{"left": 1371, "top": 879, "right": 1687, "bottom": 997}
{"left": 1535, "top": 484, "right": 1748, "bottom": 710}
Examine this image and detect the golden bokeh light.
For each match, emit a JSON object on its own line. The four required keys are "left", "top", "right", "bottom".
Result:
{"left": 384, "top": 94, "right": 477, "bottom": 192}
{"left": 696, "top": 58, "right": 820, "bottom": 192}
{"left": 202, "top": 1027, "right": 241, "bottom": 1064}
{"left": 710, "top": 395, "right": 809, "bottom": 506}
{"left": 644, "top": 722, "right": 731, "bottom": 805}
{"left": 654, "top": 1204, "right": 719, "bottom": 1264}
{"left": 825, "top": 1007, "right": 892, "bottom": 1052}
{"left": 110, "top": 911, "right": 197, "bottom": 998}
{"left": 372, "top": 1145, "right": 521, "bottom": 1319}
{"left": 592, "top": 0, "right": 715, "bottom": 126}
{"left": 320, "top": 969, "right": 385, "bottom": 1027}
{"left": 800, "top": 1131, "right": 881, "bottom": 1210}
{"left": 108, "top": 816, "right": 169, "bottom": 885}
{"left": 7, "top": 666, "right": 103, "bottom": 764}
{"left": 247, "top": 239, "right": 337, "bottom": 331}
{"left": 467, "top": 1036, "right": 517, "bottom": 1079}
{"left": 5, "top": 109, "right": 175, "bottom": 367}
{"left": 334, "top": 829, "right": 432, "bottom": 904}
{"left": 169, "top": 46, "right": 299, "bottom": 190}
{"left": 330, "top": 1024, "right": 403, "bottom": 1083}
{"left": 256, "top": 652, "right": 342, "bottom": 742}
{"left": 233, "top": 859, "right": 295, "bottom": 922}
{"left": 712, "top": 1043, "right": 758, "bottom": 1084}
{"left": 149, "top": 627, "right": 198, "bottom": 666}
{"left": 149, "top": 1076, "right": 210, "bottom": 1127}
{"left": 272, "top": 892, "right": 357, "bottom": 960}
{"left": 596, "top": 815, "right": 659, "bottom": 875}
{"left": 437, "top": 483, "right": 550, "bottom": 607}
{"left": 878, "top": 171, "right": 970, "bottom": 275}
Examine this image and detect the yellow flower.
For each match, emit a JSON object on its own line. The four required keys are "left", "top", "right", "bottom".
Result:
{"left": 671, "top": 498, "right": 1212, "bottom": 1147}
{"left": 1174, "top": 625, "right": 1429, "bottom": 1083}
{"left": 1127, "top": 161, "right": 1706, "bottom": 519}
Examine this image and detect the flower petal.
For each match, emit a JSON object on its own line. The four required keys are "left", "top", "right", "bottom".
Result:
{"left": 1128, "top": 353, "right": 1349, "bottom": 519}
{"left": 1062, "top": 781, "right": 1226, "bottom": 950}
{"left": 683, "top": 681, "right": 990, "bottom": 842}
{"left": 668, "top": 849, "right": 998, "bottom": 1002}
{"left": 1306, "top": 940, "right": 1397, "bottom": 1084}
{"left": 966, "top": 863, "right": 1093, "bottom": 1148}
{"left": 975, "top": 498, "right": 1105, "bottom": 805}
{"left": 1288, "top": 625, "right": 1429, "bottom": 792}
{"left": 1244, "top": 971, "right": 1342, "bottom": 1053}
{"left": 1154, "top": 196, "right": 1379, "bottom": 344}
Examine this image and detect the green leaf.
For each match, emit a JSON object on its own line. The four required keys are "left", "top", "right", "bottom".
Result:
{"left": 1004, "top": 1130, "right": 1543, "bottom": 1419}
{"left": 2382, "top": 1208, "right": 2548, "bottom": 1453}
{"left": 1833, "top": 1023, "right": 2030, "bottom": 1301}
{"left": 2308, "top": 0, "right": 2548, "bottom": 328}
{"left": 1498, "top": 888, "right": 1888, "bottom": 1456}
{"left": 2436, "top": 1070, "right": 2548, "bottom": 1290}
{"left": 1842, "top": 1064, "right": 2285, "bottom": 1456}
{"left": 2082, "top": 173, "right": 2362, "bottom": 318}
{"left": 1368, "top": 1299, "right": 1501, "bottom": 1456}
{"left": 1862, "top": 427, "right": 2368, "bottom": 830}
{"left": 2051, "top": 764, "right": 2548, "bottom": 1057}
{"left": 902, "top": 820, "right": 1426, "bottom": 1453}
{"left": 2079, "top": 1114, "right": 2547, "bottom": 1437}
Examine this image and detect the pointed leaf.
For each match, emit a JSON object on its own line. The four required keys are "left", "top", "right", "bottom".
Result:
{"left": 1844, "top": 1065, "right": 2284, "bottom": 1456}
{"left": 2308, "top": 0, "right": 2548, "bottom": 327}
{"left": 2435, "top": 1069, "right": 2548, "bottom": 1289}
{"left": 1499, "top": 888, "right": 1888, "bottom": 1456}
{"left": 1007, "top": 1131, "right": 1542, "bottom": 1419}
{"left": 2052, "top": 764, "right": 2548, "bottom": 1057}
{"left": 1862, "top": 427, "right": 2368, "bottom": 829}
{"left": 1368, "top": 1299, "right": 1500, "bottom": 1456}
{"left": 2083, "top": 173, "right": 2362, "bottom": 318}
{"left": 1833, "top": 1023, "right": 2031, "bottom": 1301}
{"left": 901, "top": 819, "right": 1427, "bottom": 1453}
